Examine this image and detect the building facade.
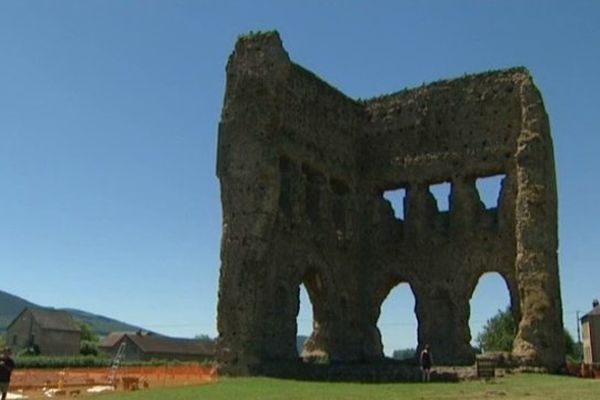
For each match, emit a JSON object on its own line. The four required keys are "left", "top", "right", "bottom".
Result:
{"left": 582, "top": 300, "right": 600, "bottom": 365}
{"left": 7, "top": 308, "right": 81, "bottom": 356}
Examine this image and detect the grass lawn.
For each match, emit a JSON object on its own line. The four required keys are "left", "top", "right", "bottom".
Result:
{"left": 97, "top": 374, "right": 599, "bottom": 400}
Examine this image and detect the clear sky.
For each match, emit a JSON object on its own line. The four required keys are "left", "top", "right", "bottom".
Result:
{"left": 1, "top": 1, "right": 598, "bottom": 356}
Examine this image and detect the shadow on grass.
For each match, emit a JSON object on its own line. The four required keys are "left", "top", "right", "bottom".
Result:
{"left": 251, "top": 358, "right": 460, "bottom": 383}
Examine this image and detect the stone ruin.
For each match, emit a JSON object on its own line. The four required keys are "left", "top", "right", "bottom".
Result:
{"left": 216, "top": 31, "right": 565, "bottom": 375}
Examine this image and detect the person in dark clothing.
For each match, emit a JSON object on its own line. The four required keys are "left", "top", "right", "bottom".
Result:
{"left": 0, "top": 347, "right": 15, "bottom": 400}
{"left": 420, "top": 344, "right": 433, "bottom": 382}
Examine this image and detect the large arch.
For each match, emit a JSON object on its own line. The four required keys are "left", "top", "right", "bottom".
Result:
{"left": 469, "top": 272, "right": 518, "bottom": 352}
{"left": 296, "top": 284, "right": 313, "bottom": 357}
{"left": 295, "top": 268, "right": 329, "bottom": 361}
{"left": 376, "top": 281, "right": 418, "bottom": 359}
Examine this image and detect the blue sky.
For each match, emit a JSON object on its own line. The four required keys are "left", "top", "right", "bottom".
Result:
{"left": 0, "top": 1, "right": 598, "bottom": 355}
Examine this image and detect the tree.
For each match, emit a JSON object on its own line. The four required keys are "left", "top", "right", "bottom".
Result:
{"left": 194, "top": 334, "right": 216, "bottom": 344}
{"left": 476, "top": 307, "right": 516, "bottom": 352}
{"left": 80, "top": 341, "right": 98, "bottom": 356}
{"left": 392, "top": 348, "right": 416, "bottom": 361}
{"left": 564, "top": 329, "right": 582, "bottom": 362}
{"left": 477, "top": 307, "right": 582, "bottom": 361}
{"left": 79, "top": 322, "right": 99, "bottom": 356}
{"left": 79, "top": 323, "right": 99, "bottom": 342}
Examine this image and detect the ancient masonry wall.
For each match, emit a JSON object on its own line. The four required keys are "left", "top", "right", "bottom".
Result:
{"left": 216, "top": 31, "right": 564, "bottom": 374}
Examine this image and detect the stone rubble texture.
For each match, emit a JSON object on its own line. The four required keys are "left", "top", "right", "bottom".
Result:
{"left": 216, "top": 31, "right": 565, "bottom": 375}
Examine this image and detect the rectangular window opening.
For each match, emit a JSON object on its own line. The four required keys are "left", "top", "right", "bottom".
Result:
{"left": 429, "top": 182, "right": 451, "bottom": 211}
{"left": 476, "top": 174, "right": 506, "bottom": 209}
{"left": 383, "top": 188, "right": 406, "bottom": 220}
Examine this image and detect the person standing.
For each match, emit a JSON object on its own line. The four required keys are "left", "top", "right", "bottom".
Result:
{"left": 0, "top": 347, "right": 15, "bottom": 400}
{"left": 420, "top": 344, "right": 433, "bottom": 382}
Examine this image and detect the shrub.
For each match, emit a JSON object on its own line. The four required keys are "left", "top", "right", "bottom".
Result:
{"left": 15, "top": 355, "right": 111, "bottom": 369}
{"left": 80, "top": 340, "right": 99, "bottom": 356}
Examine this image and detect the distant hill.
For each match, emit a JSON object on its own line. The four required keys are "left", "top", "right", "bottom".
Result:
{"left": 297, "top": 335, "right": 309, "bottom": 354}
{"left": 0, "top": 290, "right": 39, "bottom": 331}
{"left": 0, "top": 289, "right": 144, "bottom": 337}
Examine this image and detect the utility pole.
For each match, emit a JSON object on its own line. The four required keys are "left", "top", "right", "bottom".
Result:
{"left": 576, "top": 311, "right": 581, "bottom": 343}
{"left": 576, "top": 310, "right": 582, "bottom": 362}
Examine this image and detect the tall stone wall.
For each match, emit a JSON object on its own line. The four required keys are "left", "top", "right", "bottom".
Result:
{"left": 216, "top": 31, "right": 564, "bottom": 375}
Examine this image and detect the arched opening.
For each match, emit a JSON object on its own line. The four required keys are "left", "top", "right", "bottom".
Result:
{"left": 296, "top": 283, "right": 313, "bottom": 357}
{"left": 469, "top": 272, "right": 515, "bottom": 353}
{"left": 378, "top": 282, "right": 418, "bottom": 360}
{"left": 294, "top": 269, "right": 327, "bottom": 362}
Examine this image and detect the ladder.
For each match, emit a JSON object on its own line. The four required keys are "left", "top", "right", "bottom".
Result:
{"left": 108, "top": 341, "right": 127, "bottom": 387}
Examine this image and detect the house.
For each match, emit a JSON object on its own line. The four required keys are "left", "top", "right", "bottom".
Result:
{"left": 7, "top": 308, "right": 81, "bottom": 356}
{"left": 581, "top": 299, "right": 600, "bottom": 365}
{"left": 98, "top": 331, "right": 215, "bottom": 362}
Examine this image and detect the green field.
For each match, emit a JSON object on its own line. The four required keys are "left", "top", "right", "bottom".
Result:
{"left": 98, "top": 374, "right": 598, "bottom": 400}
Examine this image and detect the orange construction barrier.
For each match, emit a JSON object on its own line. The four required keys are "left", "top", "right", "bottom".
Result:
{"left": 11, "top": 364, "right": 218, "bottom": 397}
